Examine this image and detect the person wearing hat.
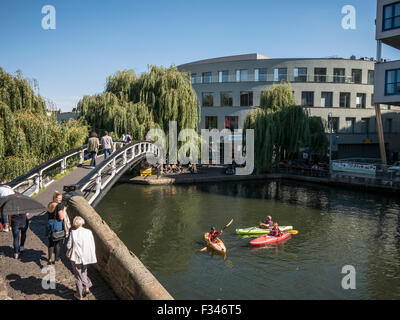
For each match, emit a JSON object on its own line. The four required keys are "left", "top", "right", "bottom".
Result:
{"left": 269, "top": 223, "right": 282, "bottom": 237}
{"left": 208, "top": 226, "right": 222, "bottom": 243}
{"left": 259, "top": 216, "right": 273, "bottom": 229}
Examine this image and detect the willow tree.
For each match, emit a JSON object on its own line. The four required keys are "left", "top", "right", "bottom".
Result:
{"left": 78, "top": 66, "right": 199, "bottom": 154}
{"left": 244, "top": 83, "right": 327, "bottom": 173}
{"left": 0, "top": 67, "right": 89, "bottom": 181}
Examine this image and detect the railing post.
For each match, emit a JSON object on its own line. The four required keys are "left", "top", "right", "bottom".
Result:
{"left": 80, "top": 149, "right": 85, "bottom": 164}
{"left": 38, "top": 170, "right": 43, "bottom": 190}
{"left": 96, "top": 172, "right": 102, "bottom": 194}
{"left": 112, "top": 158, "right": 116, "bottom": 177}
{"left": 61, "top": 157, "right": 66, "bottom": 174}
{"left": 34, "top": 175, "right": 40, "bottom": 195}
{"left": 123, "top": 150, "right": 127, "bottom": 166}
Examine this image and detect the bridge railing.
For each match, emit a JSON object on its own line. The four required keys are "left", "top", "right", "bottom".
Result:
{"left": 8, "top": 140, "right": 126, "bottom": 197}
{"left": 75, "top": 140, "right": 160, "bottom": 205}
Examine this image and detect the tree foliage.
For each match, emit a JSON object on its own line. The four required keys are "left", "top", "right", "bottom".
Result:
{"left": 0, "top": 67, "right": 89, "bottom": 181}
{"left": 77, "top": 66, "right": 199, "bottom": 146}
{"left": 244, "top": 84, "right": 328, "bottom": 173}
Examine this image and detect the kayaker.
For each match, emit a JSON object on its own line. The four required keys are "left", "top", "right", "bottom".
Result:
{"left": 208, "top": 227, "right": 222, "bottom": 243}
{"left": 259, "top": 216, "right": 273, "bottom": 229}
{"left": 269, "top": 223, "right": 283, "bottom": 237}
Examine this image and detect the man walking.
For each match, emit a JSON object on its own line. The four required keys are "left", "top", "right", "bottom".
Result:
{"left": 101, "top": 131, "right": 114, "bottom": 161}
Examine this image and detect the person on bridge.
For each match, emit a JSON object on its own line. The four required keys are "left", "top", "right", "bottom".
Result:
{"left": 47, "top": 191, "right": 65, "bottom": 265}
{"left": 67, "top": 216, "right": 97, "bottom": 300}
{"left": 87, "top": 132, "right": 99, "bottom": 168}
{"left": 101, "top": 131, "right": 114, "bottom": 161}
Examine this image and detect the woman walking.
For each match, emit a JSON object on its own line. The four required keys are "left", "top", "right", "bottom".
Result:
{"left": 47, "top": 191, "right": 65, "bottom": 265}
{"left": 67, "top": 216, "right": 97, "bottom": 300}
{"left": 88, "top": 132, "right": 99, "bottom": 167}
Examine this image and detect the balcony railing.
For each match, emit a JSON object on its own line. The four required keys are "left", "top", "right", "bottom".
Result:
{"left": 192, "top": 74, "right": 360, "bottom": 85}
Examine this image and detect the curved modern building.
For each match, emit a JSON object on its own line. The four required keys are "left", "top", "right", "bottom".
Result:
{"left": 178, "top": 53, "right": 400, "bottom": 160}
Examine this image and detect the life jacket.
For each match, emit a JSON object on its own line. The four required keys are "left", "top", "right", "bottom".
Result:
{"left": 270, "top": 227, "right": 282, "bottom": 237}
{"left": 265, "top": 220, "right": 273, "bottom": 228}
{"left": 209, "top": 230, "right": 220, "bottom": 242}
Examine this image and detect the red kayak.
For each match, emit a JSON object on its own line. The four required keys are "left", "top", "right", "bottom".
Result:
{"left": 250, "top": 232, "right": 291, "bottom": 246}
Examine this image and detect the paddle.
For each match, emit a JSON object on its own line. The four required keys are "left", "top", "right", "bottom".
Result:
{"left": 288, "top": 230, "right": 299, "bottom": 235}
{"left": 200, "top": 219, "right": 234, "bottom": 252}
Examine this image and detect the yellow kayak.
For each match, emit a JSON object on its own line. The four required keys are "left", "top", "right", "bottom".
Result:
{"left": 204, "top": 232, "right": 226, "bottom": 254}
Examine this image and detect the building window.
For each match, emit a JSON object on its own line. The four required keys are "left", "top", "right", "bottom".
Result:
{"left": 202, "top": 72, "right": 212, "bottom": 83}
{"left": 205, "top": 116, "right": 218, "bottom": 130}
{"left": 202, "top": 92, "right": 214, "bottom": 107}
{"left": 385, "top": 118, "right": 393, "bottom": 133}
{"left": 334, "top": 68, "right": 345, "bottom": 83}
{"left": 240, "top": 91, "right": 253, "bottom": 107}
{"left": 301, "top": 91, "right": 314, "bottom": 107}
{"left": 225, "top": 116, "right": 239, "bottom": 131}
{"left": 329, "top": 117, "right": 339, "bottom": 134}
{"left": 345, "top": 117, "right": 356, "bottom": 134}
{"left": 340, "top": 92, "right": 351, "bottom": 108}
{"left": 219, "top": 71, "right": 229, "bottom": 83}
{"left": 294, "top": 68, "right": 307, "bottom": 82}
{"left": 220, "top": 92, "right": 233, "bottom": 107}
{"left": 361, "top": 118, "right": 370, "bottom": 134}
{"left": 191, "top": 73, "right": 198, "bottom": 84}
{"left": 274, "top": 68, "right": 287, "bottom": 82}
{"left": 385, "top": 69, "right": 400, "bottom": 95}
{"left": 371, "top": 94, "right": 374, "bottom": 107}
{"left": 383, "top": 2, "right": 400, "bottom": 31}
{"left": 352, "top": 69, "right": 362, "bottom": 84}
{"left": 236, "top": 69, "right": 248, "bottom": 82}
{"left": 368, "top": 70, "right": 374, "bottom": 85}
{"left": 356, "top": 93, "right": 366, "bottom": 109}
{"left": 314, "top": 68, "right": 327, "bottom": 83}
{"left": 321, "top": 92, "right": 333, "bottom": 107}
{"left": 255, "top": 68, "right": 268, "bottom": 82}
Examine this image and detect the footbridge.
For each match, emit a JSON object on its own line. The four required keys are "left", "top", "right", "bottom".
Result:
{"left": 3, "top": 140, "right": 173, "bottom": 300}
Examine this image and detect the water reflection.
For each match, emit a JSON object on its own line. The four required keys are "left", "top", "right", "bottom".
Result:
{"left": 97, "top": 180, "right": 400, "bottom": 299}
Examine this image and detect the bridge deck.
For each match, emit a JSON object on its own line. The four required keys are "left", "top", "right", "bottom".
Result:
{"left": 0, "top": 157, "right": 118, "bottom": 300}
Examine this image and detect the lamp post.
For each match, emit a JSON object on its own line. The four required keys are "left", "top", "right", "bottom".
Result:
{"left": 328, "top": 112, "right": 333, "bottom": 173}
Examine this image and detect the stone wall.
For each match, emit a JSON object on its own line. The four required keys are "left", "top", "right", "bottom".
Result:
{"left": 66, "top": 196, "right": 173, "bottom": 300}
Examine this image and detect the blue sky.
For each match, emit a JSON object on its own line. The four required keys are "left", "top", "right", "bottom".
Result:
{"left": 0, "top": 0, "right": 399, "bottom": 111}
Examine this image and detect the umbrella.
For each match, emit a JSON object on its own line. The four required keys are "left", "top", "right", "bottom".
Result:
{"left": 0, "top": 194, "right": 46, "bottom": 216}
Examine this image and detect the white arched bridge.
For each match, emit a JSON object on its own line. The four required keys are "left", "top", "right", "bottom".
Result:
{"left": 8, "top": 140, "right": 161, "bottom": 207}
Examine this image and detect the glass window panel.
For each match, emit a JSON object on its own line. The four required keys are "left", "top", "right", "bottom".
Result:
{"left": 254, "top": 69, "right": 259, "bottom": 82}
{"left": 220, "top": 92, "right": 233, "bottom": 107}
{"left": 236, "top": 70, "right": 240, "bottom": 82}
{"left": 301, "top": 92, "right": 314, "bottom": 107}
{"left": 321, "top": 92, "right": 333, "bottom": 107}
{"left": 202, "top": 72, "right": 212, "bottom": 83}
{"left": 395, "top": 3, "right": 400, "bottom": 16}
{"left": 202, "top": 92, "right": 214, "bottom": 107}
{"left": 205, "top": 116, "right": 218, "bottom": 130}
{"left": 240, "top": 70, "right": 248, "bottom": 82}
{"left": 278, "top": 68, "right": 287, "bottom": 81}
{"left": 259, "top": 68, "right": 267, "bottom": 81}
{"left": 240, "top": 91, "right": 253, "bottom": 107}
{"left": 394, "top": 16, "right": 400, "bottom": 28}
{"left": 385, "top": 5, "right": 393, "bottom": 19}
{"left": 384, "top": 18, "right": 392, "bottom": 30}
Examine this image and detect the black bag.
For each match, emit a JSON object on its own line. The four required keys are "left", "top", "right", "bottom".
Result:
{"left": 51, "top": 230, "right": 65, "bottom": 242}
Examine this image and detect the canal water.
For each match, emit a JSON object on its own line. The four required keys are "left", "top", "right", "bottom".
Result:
{"left": 96, "top": 180, "right": 400, "bottom": 300}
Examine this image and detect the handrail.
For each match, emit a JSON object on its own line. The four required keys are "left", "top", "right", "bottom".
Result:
{"left": 73, "top": 140, "right": 160, "bottom": 205}
{"left": 8, "top": 139, "right": 126, "bottom": 196}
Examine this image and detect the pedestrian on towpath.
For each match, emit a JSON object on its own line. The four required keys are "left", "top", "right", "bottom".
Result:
{"left": 67, "top": 216, "right": 97, "bottom": 300}
{"left": 47, "top": 191, "right": 65, "bottom": 265}
{"left": 0, "top": 183, "right": 15, "bottom": 232}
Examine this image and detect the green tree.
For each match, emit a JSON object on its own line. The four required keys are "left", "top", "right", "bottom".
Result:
{"left": 0, "top": 67, "right": 89, "bottom": 181}
{"left": 243, "top": 84, "right": 327, "bottom": 173}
